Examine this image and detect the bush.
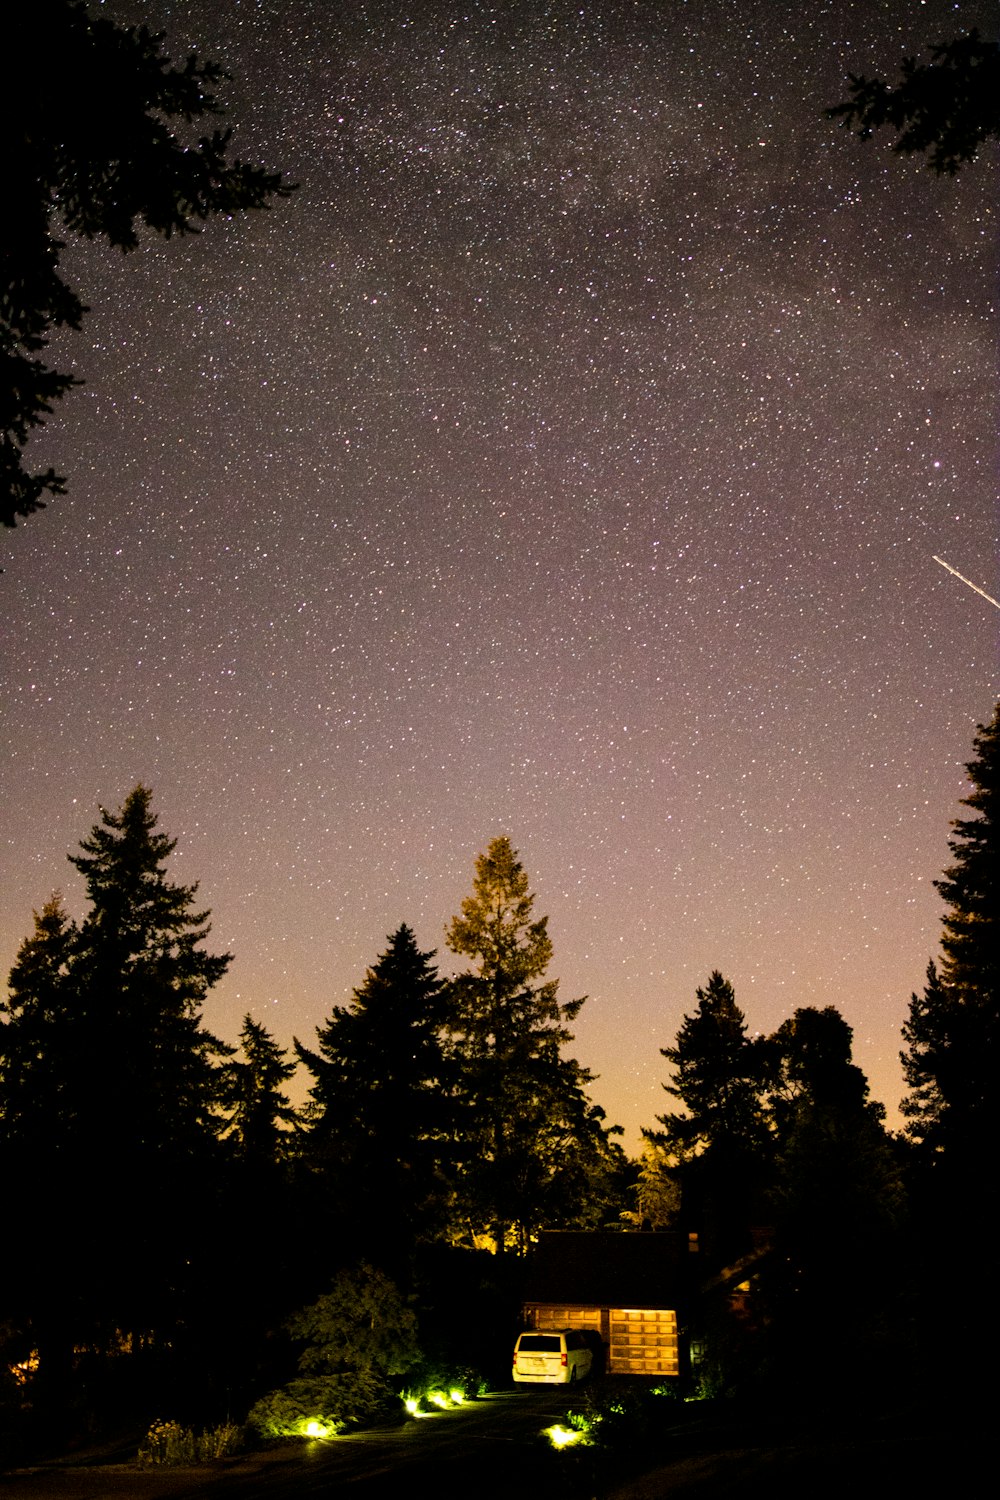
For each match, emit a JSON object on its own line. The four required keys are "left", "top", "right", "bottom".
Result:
{"left": 564, "top": 1380, "right": 681, "bottom": 1452}
{"left": 247, "top": 1371, "right": 401, "bottom": 1439}
{"left": 289, "top": 1263, "right": 420, "bottom": 1378}
{"left": 247, "top": 1263, "right": 422, "bottom": 1439}
{"left": 401, "top": 1357, "right": 488, "bottom": 1411}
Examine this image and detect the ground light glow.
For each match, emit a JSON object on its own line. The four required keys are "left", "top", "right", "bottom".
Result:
{"left": 545, "top": 1424, "right": 588, "bottom": 1449}
{"left": 303, "top": 1419, "right": 335, "bottom": 1439}
{"left": 404, "top": 1385, "right": 471, "bottom": 1416}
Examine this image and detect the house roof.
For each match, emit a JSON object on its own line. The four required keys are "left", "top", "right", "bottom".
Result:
{"left": 523, "top": 1231, "right": 690, "bottom": 1309}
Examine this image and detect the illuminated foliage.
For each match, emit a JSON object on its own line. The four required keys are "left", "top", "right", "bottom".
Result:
{"left": 137, "top": 1419, "right": 244, "bottom": 1467}
{"left": 248, "top": 1263, "right": 418, "bottom": 1437}
{"left": 634, "top": 1143, "right": 682, "bottom": 1231}
{"left": 287, "top": 1262, "right": 420, "bottom": 1379}
{"left": 247, "top": 1373, "right": 393, "bottom": 1438}
{"left": 444, "top": 837, "right": 623, "bottom": 1252}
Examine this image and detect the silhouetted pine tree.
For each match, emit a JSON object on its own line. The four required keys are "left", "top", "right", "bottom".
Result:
{"left": 764, "top": 1007, "right": 905, "bottom": 1395}
{"left": 646, "top": 971, "right": 772, "bottom": 1261}
{"left": 225, "top": 1014, "right": 300, "bottom": 1170}
{"left": 902, "top": 702, "right": 1000, "bottom": 1196}
{"left": 0, "top": 787, "right": 231, "bottom": 1414}
{"left": 297, "top": 925, "right": 451, "bottom": 1267}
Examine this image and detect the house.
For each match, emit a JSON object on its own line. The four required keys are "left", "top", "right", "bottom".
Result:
{"left": 520, "top": 1231, "right": 693, "bottom": 1378}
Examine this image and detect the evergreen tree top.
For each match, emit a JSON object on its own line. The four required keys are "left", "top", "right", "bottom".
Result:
{"left": 900, "top": 702, "right": 1000, "bottom": 1165}
{"left": 651, "top": 970, "right": 770, "bottom": 1159}
{"left": 935, "top": 701, "right": 999, "bottom": 1002}
{"left": 67, "top": 785, "right": 229, "bottom": 991}
{"left": 447, "top": 835, "right": 554, "bottom": 989}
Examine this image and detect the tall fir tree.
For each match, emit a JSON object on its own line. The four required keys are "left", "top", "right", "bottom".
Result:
{"left": 0, "top": 786, "right": 231, "bottom": 1407}
{"left": 0, "top": 895, "right": 77, "bottom": 1141}
{"left": 444, "top": 837, "right": 620, "bottom": 1253}
{"left": 216, "top": 1015, "right": 304, "bottom": 1401}
{"left": 901, "top": 702, "right": 1000, "bottom": 1184}
{"left": 224, "top": 1013, "right": 299, "bottom": 1170}
{"left": 765, "top": 1007, "right": 904, "bottom": 1383}
{"left": 646, "top": 971, "right": 771, "bottom": 1260}
{"left": 652, "top": 971, "right": 771, "bottom": 1159}
{"left": 297, "top": 924, "right": 451, "bottom": 1265}
{"left": 898, "top": 701, "right": 1000, "bottom": 1407}
{"left": 66, "top": 785, "right": 232, "bottom": 1169}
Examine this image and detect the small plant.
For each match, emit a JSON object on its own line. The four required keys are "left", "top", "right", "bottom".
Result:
{"left": 138, "top": 1418, "right": 245, "bottom": 1467}
{"left": 138, "top": 1419, "right": 196, "bottom": 1467}
{"left": 196, "top": 1421, "right": 245, "bottom": 1460}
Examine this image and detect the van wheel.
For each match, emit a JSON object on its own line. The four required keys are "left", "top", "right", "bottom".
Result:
{"left": 569, "top": 1368, "right": 577, "bottom": 1384}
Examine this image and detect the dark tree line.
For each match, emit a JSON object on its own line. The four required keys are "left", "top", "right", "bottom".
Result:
{"left": 0, "top": 812, "right": 622, "bottom": 1446}
{"left": 646, "top": 701, "right": 999, "bottom": 1397}
{"left": 2, "top": 702, "right": 996, "bottom": 1439}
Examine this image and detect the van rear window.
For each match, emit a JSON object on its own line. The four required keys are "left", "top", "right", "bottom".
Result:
{"left": 517, "top": 1335, "right": 561, "bottom": 1352}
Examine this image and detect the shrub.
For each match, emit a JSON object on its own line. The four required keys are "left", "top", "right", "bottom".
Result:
{"left": 401, "top": 1357, "right": 488, "bottom": 1411}
{"left": 564, "top": 1380, "right": 681, "bottom": 1452}
{"left": 247, "top": 1372, "right": 401, "bottom": 1439}
{"left": 247, "top": 1262, "right": 422, "bottom": 1439}
{"left": 289, "top": 1263, "right": 420, "bottom": 1377}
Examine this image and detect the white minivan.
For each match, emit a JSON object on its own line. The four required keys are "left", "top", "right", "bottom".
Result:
{"left": 512, "top": 1329, "right": 594, "bottom": 1384}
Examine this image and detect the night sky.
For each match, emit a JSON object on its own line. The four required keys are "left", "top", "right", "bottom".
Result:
{"left": 3, "top": 0, "right": 996, "bottom": 1150}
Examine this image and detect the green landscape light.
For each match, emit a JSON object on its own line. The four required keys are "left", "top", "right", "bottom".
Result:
{"left": 544, "top": 1423, "right": 586, "bottom": 1449}
{"left": 303, "top": 1419, "right": 334, "bottom": 1439}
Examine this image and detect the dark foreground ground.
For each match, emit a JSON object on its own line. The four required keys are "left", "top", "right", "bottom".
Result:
{"left": 1, "top": 1388, "right": 985, "bottom": 1500}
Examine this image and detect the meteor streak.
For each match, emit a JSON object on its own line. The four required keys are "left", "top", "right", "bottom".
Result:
{"left": 932, "top": 555, "right": 1000, "bottom": 610}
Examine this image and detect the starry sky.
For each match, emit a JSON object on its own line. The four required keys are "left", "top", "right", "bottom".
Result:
{"left": 3, "top": 0, "right": 996, "bottom": 1150}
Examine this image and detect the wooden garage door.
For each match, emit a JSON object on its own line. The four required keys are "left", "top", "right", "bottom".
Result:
{"left": 608, "top": 1308, "right": 679, "bottom": 1375}
{"left": 533, "top": 1305, "right": 601, "bottom": 1331}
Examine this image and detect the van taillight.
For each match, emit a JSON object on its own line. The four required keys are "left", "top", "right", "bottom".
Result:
{"left": 561, "top": 1350, "right": 567, "bottom": 1366}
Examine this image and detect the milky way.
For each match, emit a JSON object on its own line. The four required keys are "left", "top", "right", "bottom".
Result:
{"left": 3, "top": 0, "right": 996, "bottom": 1148}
